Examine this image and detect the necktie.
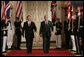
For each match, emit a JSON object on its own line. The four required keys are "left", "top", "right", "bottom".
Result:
{"left": 45, "top": 21, "right": 48, "bottom": 25}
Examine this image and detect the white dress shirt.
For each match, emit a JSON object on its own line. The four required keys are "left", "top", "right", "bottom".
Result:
{"left": 28, "top": 21, "right": 31, "bottom": 26}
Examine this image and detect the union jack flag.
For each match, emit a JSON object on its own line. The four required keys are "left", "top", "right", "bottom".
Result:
{"left": 1, "top": 1, "right": 11, "bottom": 23}
{"left": 67, "top": 1, "right": 71, "bottom": 21}
{"left": 51, "top": 1, "right": 57, "bottom": 26}
{"left": 51, "top": 1, "right": 57, "bottom": 20}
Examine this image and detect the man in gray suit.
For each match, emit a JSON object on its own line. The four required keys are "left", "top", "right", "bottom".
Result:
{"left": 39, "top": 15, "right": 53, "bottom": 53}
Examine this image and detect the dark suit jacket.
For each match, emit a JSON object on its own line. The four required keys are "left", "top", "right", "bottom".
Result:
{"left": 14, "top": 21, "right": 22, "bottom": 34}
{"left": 39, "top": 21, "right": 53, "bottom": 37}
{"left": 23, "top": 21, "right": 37, "bottom": 38}
{"left": 55, "top": 22, "right": 62, "bottom": 35}
{"left": 64, "top": 20, "right": 69, "bottom": 31}
{"left": 1, "top": 22, "right": 8, "bottom": 36}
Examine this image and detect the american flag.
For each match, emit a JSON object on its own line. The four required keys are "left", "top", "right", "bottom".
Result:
{"left": 1, "top": 1, "right": 11, "bottom": 23}
{"left": 15, "top": 1, "right": 23, "bottom": 21}
{"left": 51, "top": 1, "right": 57, "bottom": 26}
{"left": 68, "top": 1, "right": 71, "bottom": 21}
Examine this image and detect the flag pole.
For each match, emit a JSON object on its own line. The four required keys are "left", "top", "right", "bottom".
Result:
{"left": 68, "top": 1, "right": 71, "bottom": 31}
{"left": 72, "top": 6, "right": 80, "bottom": 53}
{"left": 77, "top": 6, "right": 81, "bottom": 53}
{"left": 71, "top": 6, "right": 74, "bottom": 33}
{"left": 78, "top": 7, "right": 81, "bottom": 31}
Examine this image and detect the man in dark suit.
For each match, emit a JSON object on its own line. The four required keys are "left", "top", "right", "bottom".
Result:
{"left": 64, "top": 16, "right": 70, "bottom": 49}
{"left": 14, "top": 17, "right": 22, "bottom": 50}
{"left": 23, "top": 15, "right": 37, "bottom": 54}
{"left": 39, "top": 15, "right": 53, "bottom": 53}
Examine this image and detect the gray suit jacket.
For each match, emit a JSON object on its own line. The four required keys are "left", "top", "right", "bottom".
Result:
{"left": 39, "top": 21, "right": 53, "bottom": 37}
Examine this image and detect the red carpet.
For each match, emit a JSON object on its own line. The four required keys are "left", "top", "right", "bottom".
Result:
{"left": 6, "top": 49, "right": 74, "bottom": 56}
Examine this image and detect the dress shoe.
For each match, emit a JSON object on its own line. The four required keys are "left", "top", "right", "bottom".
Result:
{"left": 16, "top": 48, "right": 21, "bottom": 50}
{"left": 56, "top": 48, "right": 61, "bottom": 49}
{"left": 44, "top": 52, "right": 49, "bottom": 54}
{"left": 70, "top": 50, "right": 76, "bottom": 52}
{"left": 27, "top": 51, "right": 31, "bottom": 54}
{"left": 8, "top": 48, "right": 12, "bottom": 50}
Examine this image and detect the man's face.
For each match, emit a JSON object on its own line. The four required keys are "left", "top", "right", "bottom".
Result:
{"left": 27, "top": 16, "right": 31, "bottom": 21}
{"left": 44, "top": 16, "right": 48, "bottom": 21}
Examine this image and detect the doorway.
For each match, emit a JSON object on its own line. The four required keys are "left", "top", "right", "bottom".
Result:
{"left": 21, "top": 1, "right": 56, "bottom": 49}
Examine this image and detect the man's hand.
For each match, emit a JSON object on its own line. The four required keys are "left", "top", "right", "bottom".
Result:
{"left": 40, "top": 34, "right": 42, "bottom": 37}
{"left": 68, "top": 28, "right": 70, "bottom": 31}
{"left": 77, "top": 29, "right": 79, "bottom": 32}
{"left": 71, "top": 29, "right": 73, "bottom": 32}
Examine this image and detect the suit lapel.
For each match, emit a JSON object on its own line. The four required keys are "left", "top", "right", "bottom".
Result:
{"left": 43, "top": 21, "right": 46, "bottom": 27}
{"left": 48, "top": 21, "right": 49, "bottom": 25}
{"left": 44, "top": 21, "right": 49, "bottom": 28}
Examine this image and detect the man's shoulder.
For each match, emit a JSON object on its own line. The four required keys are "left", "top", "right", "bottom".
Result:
{"left": 24, "top": 21, "right": 28, "bottom": 24}
{"left": 41, "top": 20, "right": 52, "bottom": 23}
{"left": 48, "top": 20, "right": 52, "bottom": 22}
{"left": 31, "top": 21, "right": 34, "bottom": 23}
{"left": 41, "top": 21, "right": 45, "bottom": 23}
{"left": 31, "top": 21, "right": 35, "bottom": 24}
{"left": 48, "top": 21, "right": 52, "bottom": 24}
{"left": 24, "top": 21, "right": 27, "bottom": 23}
